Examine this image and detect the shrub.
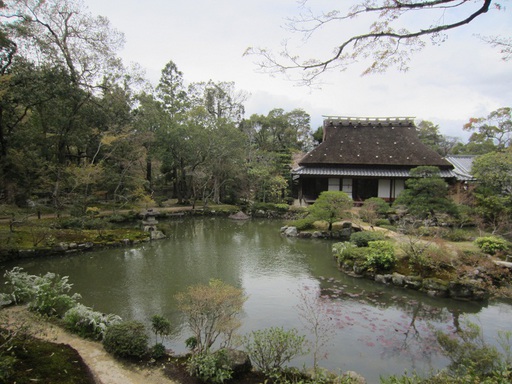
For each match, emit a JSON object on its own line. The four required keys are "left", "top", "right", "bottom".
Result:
{"left": 436, "top": 321, "right": 510, "bottom": 380}
{"left": 443, "top": 228, "right": 473, "bottom": 242}
{"left": 243, "top": 327, "right": 308, "bottom": 377}
{"left": 252, "top": 202, "right": 275, "bottom": 212}
{"left": 290, "top": 217, "right": 316, "bottom": 231}
{"left": 375, "top": 218, "right": 391, "bottom": 227}
{"left": 474, "top": 236, "right": 509, "bottom": 255}
{"left": 63, "top": 304, "right": 122, "bottom": 340}
{"left": 350, "top": 231, "right": 386, "bottom": 247}
{"left": 407, "top": 244, "right": 454, "bottom": 278}
{"left": 364, "top": 241, "right": 396, "bottom": 272}
{"left": 3, "top": 267, "right": 80, "bottom": 317}
{"left": 175, "top": 279, "right": 247, "bottom": 354}
{"left": 332, "top": 242, "right": 359, "bottom": 264}
{"left": 187, "top": 350, "right": 233, "bottom": 384}
{"left": 274, "top": 203, "right": 290, "bottom": 212}
{"left": 103, "top": 321, "right": 148, "bottom": 359}
{"left": 150, "top": 343, "right": 167, "bottom": 359}
{"left": 360, "top": 197, "right": 390, "bottom": 225}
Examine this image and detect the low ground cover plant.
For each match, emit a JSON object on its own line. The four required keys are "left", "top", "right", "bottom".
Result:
{"left": 63, "top": 304, "right": 122, "bottom": 340}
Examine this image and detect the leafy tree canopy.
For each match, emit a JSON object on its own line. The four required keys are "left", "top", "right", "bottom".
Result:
{"left": 308, "top": 191, "right": 352, "bottom": 231}
{"left": 393, "top": 166, "right": 457, "bottom": 219}
{"left": 472, "top": 150, "right": 512, "bottom": 195}
{"left": 464, "top": 107, "right": 512, "bottom": 151}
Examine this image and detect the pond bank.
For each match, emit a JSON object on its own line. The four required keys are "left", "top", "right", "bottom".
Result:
{"left": 2, "top": 305, "right": 175, "bottom": 384}
{"left": 281, "top": 224, "right": 510, "bottom": 302}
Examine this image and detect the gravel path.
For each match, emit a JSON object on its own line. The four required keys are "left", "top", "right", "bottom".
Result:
{"left": 2, "top": 306, "right": 175, "bottom": 384}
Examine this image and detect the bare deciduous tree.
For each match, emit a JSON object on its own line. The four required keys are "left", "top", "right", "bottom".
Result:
{"left": 246, "top": 0, "right": 507, "bottom": 85}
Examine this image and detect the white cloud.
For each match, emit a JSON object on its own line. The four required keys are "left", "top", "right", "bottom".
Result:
{"left": 86, "top": 0, "right": 512, "bottom": 141}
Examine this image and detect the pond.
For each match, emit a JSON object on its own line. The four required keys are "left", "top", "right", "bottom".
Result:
{"left": 1, "top": 217, "right": 511, "bottom": 382}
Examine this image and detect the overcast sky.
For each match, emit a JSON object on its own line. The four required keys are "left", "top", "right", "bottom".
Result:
{"left": 85, "top": 0, "right": 512, "bottom": 140}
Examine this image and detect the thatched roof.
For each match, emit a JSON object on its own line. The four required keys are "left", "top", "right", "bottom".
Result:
{"left": 299, "top": 117, "right": 453, "bottom": 169}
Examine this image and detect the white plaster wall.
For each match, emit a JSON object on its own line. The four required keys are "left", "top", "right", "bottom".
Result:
{"left": 328, "top": 178, "right": 340, "bottom": 191}
{"left": 378, "top": 179, "right": 391, "bottom": 198}
{"left": 342, "top": 178, "right": 353, "bottom": 195}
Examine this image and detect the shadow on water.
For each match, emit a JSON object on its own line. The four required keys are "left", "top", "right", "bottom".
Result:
{"left": 1, "top": 217, "right": 510, "bottom": 382}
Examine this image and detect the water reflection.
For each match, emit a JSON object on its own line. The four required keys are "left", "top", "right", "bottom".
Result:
{"left": 0, "top": 218, "right": 509, "bottom": 382}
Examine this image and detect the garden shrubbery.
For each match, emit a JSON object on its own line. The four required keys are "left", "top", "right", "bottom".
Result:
{"left": 187, "top": 349, "right": 234, "bottom": 384}
{"left": 243, "top": 327, "right": 309, "bottom": 378}
{"left": 363, "top": 241, "right": 396, "bottom": 272}
{"left": 103, "top": 321, "right": 149, "bottom": 359}
{"left": 350, "top": 231, "right": 386, "bottom": 247}
{"left": 63, "top": 304, "right": 122, "bottom": 340}
{"left": 290, "top": 217, "right": 316, "bottom": 231}
{"left": 2, "top": 267, "right": 80, "bottom": 317}
{"left": 474, "top": 236, "right": 510, "bottom": 255}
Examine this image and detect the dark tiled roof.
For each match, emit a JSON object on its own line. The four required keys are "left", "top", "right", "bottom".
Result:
{"left": 299, "top": 117, "right": 453, "bottom": 169}
{"left": 292, "top": 166, "right": 456, "bottom": 178}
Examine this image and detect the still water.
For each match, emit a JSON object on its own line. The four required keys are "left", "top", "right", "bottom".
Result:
{"left": 2, "top": 218, "right": 511, "bottom": 382}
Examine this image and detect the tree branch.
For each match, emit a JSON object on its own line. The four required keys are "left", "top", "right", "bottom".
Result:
{"left": 247, "top": 0, "right": 496, "bottom": 85}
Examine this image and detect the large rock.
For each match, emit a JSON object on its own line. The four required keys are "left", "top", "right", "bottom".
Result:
{"left": 283, "top": 226, "right": 298, "bottom": 237}
{"left": 422, "top": 278, "right": 449, "bottom": 298}
{"left": 448, "top": 280, "right": 488, "bottom": 301}
{"left": 229, "top": 211, "right": 250, "bottom": 220}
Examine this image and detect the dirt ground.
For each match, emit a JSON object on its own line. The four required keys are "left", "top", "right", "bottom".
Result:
{"left": 2, "top": 306, "right": 176, "bottom": 384}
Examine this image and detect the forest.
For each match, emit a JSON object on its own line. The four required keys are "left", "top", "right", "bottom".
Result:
{"left": 0, "top": 0, "right": 510, "bottom": 237}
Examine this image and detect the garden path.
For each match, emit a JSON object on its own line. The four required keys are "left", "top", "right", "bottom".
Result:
{"left": 2, "top": 306, "right": 176, "bottom": 384}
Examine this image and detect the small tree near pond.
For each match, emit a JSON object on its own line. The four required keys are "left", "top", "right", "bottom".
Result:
{"left": 243, "top": 327, "right": 309, "bottom": 378}
{"left": 175, "top": 279, "right": 247, "bottom": 354}
{"left": 308, "top": 191, "right": 352, "bottom": 232}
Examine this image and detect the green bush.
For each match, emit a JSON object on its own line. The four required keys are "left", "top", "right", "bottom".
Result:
{"left": 364, "top": 241, "right": 396, "bottom": 272}
{"left": 375, "top": 218, "right": 391, "bottom": 227}
{"left": 350, "top": 231, "right": 386, "bottom": 247}
{"left": 407, "top": 244, "right": 454, "bottom": 278}
{"left": 252, "top": 202, "right": 276, "bottom": 212}
{"left": 289, "top": 217, "right": 316, "bottom": 231}
{"left": 187, "top": 350, "right": 233, "bottom": 384}
{"left": 2, "top": 267, "right": 80, "bottom": 317}
{"left": 243, "top": 327, "right": 308, "bottom": 377}
{"left": 443, "top": 228, "right": 473, "bottom": 242}
{"left": 103, "top": 321, "right": 148, "bottom": 359}
{"left": 360, "top": 198, "right": 390, "bottom": 223}
{"left": 274, "top": 203, "right": 290, "bottom": 212}
{"left": 474, "top": 236, "right": 509, "bottom": 255}
{"left": 150, "top": 343, "right": 167, "bottom": 359}
{"left": 63, "top": 304, "right": 122, "bottom": 340}
{"left": 332, "top": 242, "right": 360, "bottom": 264}
{"left": 435, "top": 321, "right": 511, "bottom": 381}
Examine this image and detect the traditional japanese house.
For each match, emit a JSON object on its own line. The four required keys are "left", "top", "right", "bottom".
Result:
{"left": 292, "top": 116, "right": 455, "bottom": 205}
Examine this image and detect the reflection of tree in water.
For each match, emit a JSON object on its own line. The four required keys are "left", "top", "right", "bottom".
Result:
{"left": 316, "top": 276, "right": 482, "bottom": 370}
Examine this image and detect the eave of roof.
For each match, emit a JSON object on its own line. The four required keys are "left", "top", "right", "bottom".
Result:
{"left": 292, "top": 166, "right": 457, "bottom": 178}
